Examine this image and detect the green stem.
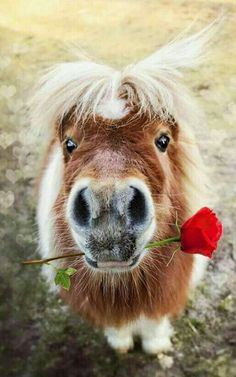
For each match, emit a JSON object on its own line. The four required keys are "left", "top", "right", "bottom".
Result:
{"left": 21, "top": 252, "right": 84, "bottom": 265}
{"left": 22, "top": 236, "right": 181, "bottom": 266}
{"left": 145, "top": 235, "right": 180, "bottom": 249}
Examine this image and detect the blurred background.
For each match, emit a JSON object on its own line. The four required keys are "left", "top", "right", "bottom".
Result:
{"left": 0, "top": 1, "right": 235, "bottom": 376}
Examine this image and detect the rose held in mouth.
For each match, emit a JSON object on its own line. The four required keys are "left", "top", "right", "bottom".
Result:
{"left": 180, "top": 207, "right": 223, "bottom": 258}
{"left": 23, "top": 207, "right": 223, "bottom": 278}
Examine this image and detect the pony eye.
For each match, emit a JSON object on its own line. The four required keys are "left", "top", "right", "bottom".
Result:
{"left": 65, "top": 138, "right": 77, "bottom": 154}
{"left": 155, "top": 134, "right": 170, "bottom": 152}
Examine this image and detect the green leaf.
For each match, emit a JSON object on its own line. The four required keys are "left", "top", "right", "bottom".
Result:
{"left": 65, "top": 267, "right": 77, "bottom": 276}
{"left": 54, "top": 269, "right": 71, "bottom": 291}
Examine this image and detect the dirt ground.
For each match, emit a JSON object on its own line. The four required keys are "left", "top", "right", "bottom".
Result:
{"left": 0, "top": 1, "right": 236, "bottom": 376}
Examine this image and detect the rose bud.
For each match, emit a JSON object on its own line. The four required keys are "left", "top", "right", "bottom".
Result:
{"left": 180, "top": 207, "right": 223, "bottom": 258}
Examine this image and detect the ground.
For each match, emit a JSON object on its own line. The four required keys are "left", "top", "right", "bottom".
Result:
{"left": 0, "top": 1, "right": 236, "bottom": 376}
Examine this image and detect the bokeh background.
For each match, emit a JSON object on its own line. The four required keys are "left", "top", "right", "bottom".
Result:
{"left": 0, "top": 1, "right": 236, "bottom": 376}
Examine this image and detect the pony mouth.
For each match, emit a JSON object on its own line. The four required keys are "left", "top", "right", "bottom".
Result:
{"left": 85, "top": 254, "right": 140, "bottom": 271}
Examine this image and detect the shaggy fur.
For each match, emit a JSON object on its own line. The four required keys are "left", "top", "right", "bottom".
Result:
{"left": 31, "top": 21, "right": 218, "bottom": 135}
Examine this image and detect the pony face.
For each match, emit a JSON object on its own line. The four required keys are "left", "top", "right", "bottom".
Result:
{"left": 33, "top": 21, "right": 214, "bottom": 279}
{"left": 54, "top": 114, "right": 184, "bottom": 272}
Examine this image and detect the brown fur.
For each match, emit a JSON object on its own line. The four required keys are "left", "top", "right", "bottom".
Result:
{"left": 45, "top": 113, "right": 194, "bottom": 328}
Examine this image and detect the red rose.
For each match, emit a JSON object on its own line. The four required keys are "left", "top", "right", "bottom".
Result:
{"left": 180, "top": 207, "right": 223, "bottom": 258}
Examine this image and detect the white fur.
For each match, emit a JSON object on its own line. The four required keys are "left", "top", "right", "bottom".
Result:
{"left": 191, "top": 254, "right": 208, "bottom": 289}
{"left": 97, "top": 98, "right": 129, "bottom": 119}
{"left": 105, "top": 326, "right": 134, "bottom": 353}
{"left": 37, "top": 144, "right": 64, "bottom": 287}
{"left": 105, "top": 316, "right": 173, "bottom": 354}
{"left": 30, "top": 20, "right": 219, "bottom": 136}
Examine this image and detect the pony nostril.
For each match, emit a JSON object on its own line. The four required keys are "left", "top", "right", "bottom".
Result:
{"left": 128, "top": 187, "right": 147, "bottom": 226}
{"left": 73, "top": 188, "right": 91, "bottom": 227}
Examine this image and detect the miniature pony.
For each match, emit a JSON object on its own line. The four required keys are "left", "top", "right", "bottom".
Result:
{"left": 32, "top": 24, "right": 216, "bottom": 353}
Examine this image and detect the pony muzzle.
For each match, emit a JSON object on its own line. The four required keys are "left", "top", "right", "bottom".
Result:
{"left": 67, "top": 178, "right": 156, "bottom": 271}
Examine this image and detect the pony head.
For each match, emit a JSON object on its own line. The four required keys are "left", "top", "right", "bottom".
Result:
{"left": 32, "top": 23, "right": 216, "bottom": 275}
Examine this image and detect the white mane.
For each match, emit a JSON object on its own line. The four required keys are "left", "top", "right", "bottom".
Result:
{"left": 30, "top": 21, "right": 219, "bottom": 133}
